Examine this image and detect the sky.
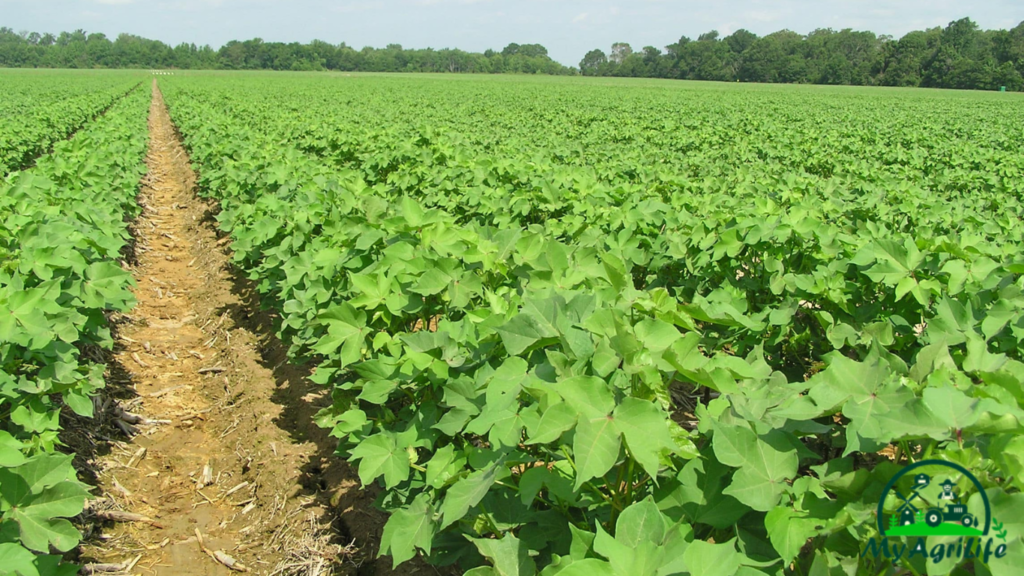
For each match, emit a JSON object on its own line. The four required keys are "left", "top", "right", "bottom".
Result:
{"left": 2, "top": 0, "right": 1023, "bottom": 66}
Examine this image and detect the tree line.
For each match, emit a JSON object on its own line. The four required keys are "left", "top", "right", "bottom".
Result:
{"left": 0, "top": 30, "right": 573, "bottom": 75}
{"left": 2, "top": 18, "right": 1023, "bottom": 90}
{"left": 581, "top": 18, "right": 1024, "bottom": 91}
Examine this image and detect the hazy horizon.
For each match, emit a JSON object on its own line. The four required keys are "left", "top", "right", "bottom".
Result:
{"left": 2, "top": 0, "right": 1022, "bottom": 66}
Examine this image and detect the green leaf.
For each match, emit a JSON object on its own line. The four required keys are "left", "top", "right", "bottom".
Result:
{"left": 22, "top": 482, "right": 90, "bottom": 519}
{"left": 633, "top": 319, "right": 681, "bottom": 353}
{"left": 922, "top": 385, "right": 980, "bottom": 430}
{"left": 519, "top": 464, "right": 574, "bottom": 506}
{"left": 411, "top": 268, "right": 451, "bottom": 296}
{"left": 968, "top": 489, "right": 1024, "bottom": 539}
{"left": 313, "top": 303, "right": 367, "bottom": 363}
{"left": 612, "top": 398, "right": 676, "bottom": 479}
{"left": 12, "top": 454, "right": 75, "bottom": 496}
{"left": 661, "top": 453, "right": 750, "bottom": 529}
{"left": 806, "top": 355, "right": 887, "bottom": 412}
{"left": 496, "top": 313, "right": 558, "bottom": 355}
{"left": 380, "top": 493, "right": 437, "bottom": 567}
{"left": 400, "top": 196, "right": 426, "bottom": 227}
{"left": 614, "top": 497, "right": 667, "bottom": 548}
{"left": 593, "top": 524, "right": 664, "bottom": 576}
{"left": 10, "top": 511, "right": 79, "bottom": 553}
{"left": 0, "top": 431, "right": 27, "bottom": 467}
{"left": 62, "top": 389, "right": 94, "bottom": 418}
{"left": 0, "top": 543, "right": 39, "bottom": 576}
{"left": 469, "top": 533, "right": 537, "bottom": 576}
{"left": 348, "top": 433, "right": 410, "bottom": 489}
{"left": 681, "top": 539, "right": 744, "bottom": 576}
{"left": 981, "top": 299, "right": 1015, "bottom": 340}
{"left": 568, "top": 524, "right": 596, "bottom": 561}
{"left": 963, "top": 332, "right": 1008, "bottom": 373}
{"left": 82, "top": 262, "right": 133, "bottom": 309}
{"left": 765, "top": 507, "right": 819, "bottom": 564}
{"left": 989, "top": 544, "right": 1024, "bottom": 576}
{"left": 573, "top": 415, "right": 621, "bottom": 490}
{"left": 425, "top": 445, "right": 461, "bottom": 489}
{"left": 328, "top": 408, "right": 368, "bottom": 437}
{"left": 555, "top": 376, "right": 615, "bottom": 420}
{"left": 439, "top": 464, "right": 500, "bottom": 529}
{"left": 357, "top": 379, "right": 398, "bottom": 404}
{"left": 546, "top": 559, "right": 615, "bottom": 576}
{"left": 591, "top": 339, "right": 621, "bottom": 377}
{"left": 10, "top": 404, "right": 59, "bottom": 435}
{"left": 525, "top": 402, "right": 578, "bottom": 445}
{"left": 712, "top": 422, "right": 797, "bottom": 511}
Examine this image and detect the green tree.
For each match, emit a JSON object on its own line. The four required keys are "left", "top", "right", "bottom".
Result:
{"left": 610, "top": 42, "right": 633, "bottom": 64}
{"left": 725, "top": 29, "right": 758, "bottom": 55}
{"left": 739, "top": 31, "right": 804, "bottom": 82}
{"left": 580, "top": 49, "right": 607, "bottom": 76}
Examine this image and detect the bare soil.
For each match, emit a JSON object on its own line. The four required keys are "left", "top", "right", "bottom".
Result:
{"left": 72, "top": 82, "right": 419, "bottom": 576}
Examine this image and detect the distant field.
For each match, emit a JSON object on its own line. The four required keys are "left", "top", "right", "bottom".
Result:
{"left": 4, "top": 69, "right": 1024, "bottom": 576}
{"left": 0, "top": 69, "right": 141, "bottom": 175}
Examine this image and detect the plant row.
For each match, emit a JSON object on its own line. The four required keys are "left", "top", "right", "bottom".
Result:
{"left": 161, "top": 75, "right": 1024, "bottom": 576}
{"left": 0, "top": 82, "right": 149, "bottom": 576}
{"left": 0, "top": 73, "right": 143, "bottom": 177}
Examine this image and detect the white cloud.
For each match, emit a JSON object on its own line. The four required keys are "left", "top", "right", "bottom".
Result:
{"left": 94, "top": 0, "right": 135, "bottom": 4}
{"left": 572, "top": 12, "right": 588, "bottom": 23}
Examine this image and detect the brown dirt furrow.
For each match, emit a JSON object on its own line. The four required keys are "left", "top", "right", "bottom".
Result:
{"left": 76, "top": 81, "right": 365, "bottom": 576}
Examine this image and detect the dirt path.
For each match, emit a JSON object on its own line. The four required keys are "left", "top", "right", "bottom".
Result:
{"left": 75, "top": 82, "right": 381, "bottom": 576}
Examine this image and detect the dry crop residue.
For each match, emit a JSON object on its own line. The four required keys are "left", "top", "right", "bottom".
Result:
{"left": 76, "top": 82, "right": 371, "bottom": 575}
